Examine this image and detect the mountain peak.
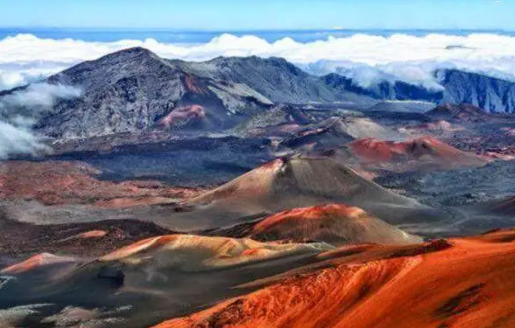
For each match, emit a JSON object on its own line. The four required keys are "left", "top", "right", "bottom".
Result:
{"left": 93, "top": 46, "right": 162, "bottom": 63}
{"left": 47, "top": 46, "right": 172, "bottom": 88}
{"left": 120, "top": 46, "right": 154, "bottom": 54}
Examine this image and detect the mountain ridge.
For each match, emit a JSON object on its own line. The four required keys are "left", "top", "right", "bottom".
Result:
{"left": 1, "top": 47, "right": 515, "bottom": 142}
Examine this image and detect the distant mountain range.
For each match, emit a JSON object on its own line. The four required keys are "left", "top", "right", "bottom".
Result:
{"left": 322, "top": 69, "right": 515, "bottom": 114}
{"left": 438, "top": 69, "right": 515, "bottom": 114}
{"left": 1, "top": 47, "right": 515, "bottom": 140}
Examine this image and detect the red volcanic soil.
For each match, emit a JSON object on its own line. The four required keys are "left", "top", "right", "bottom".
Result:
{"left": 250, "top": 204, "right": 421, "bottom": 245}
{"left": 158, "top": 105, "right": 206, "bottom": 128}
{"left": 58, "top": 230, "right": 108, "bottom": 242}
{"left": 347, "top": 136, "right": 489, "bottom": 171}
{"left": 97, "top": 233, "right": 323, "bottom": 271}
{"left": 1, "top": 253, "right": 76, "bottom": 274}
{"left": 155, "top": 229, "right": 515, "bottom": 328}
{"left": 184, "top": 75, "right": 208, "bottom": 94}
{"left": 0, "top": 160, "right": 203, "bottom": 206}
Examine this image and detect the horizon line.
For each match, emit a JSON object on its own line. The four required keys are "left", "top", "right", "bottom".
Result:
{"left": 1, "top": 27, "right": 514, "bottom": 33}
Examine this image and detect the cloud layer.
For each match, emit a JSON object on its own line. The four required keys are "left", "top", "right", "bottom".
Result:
{"left": 0, "top": 83, "right": 81, "bottom": 159}
{"left": 0, "top": 121, "right": 47, "bottom": 159}
{"left": 0, "top": 83, "right": 82, "bottom": 109}
{"left": 3, "top": 32, "right": 515, "bottom": 90}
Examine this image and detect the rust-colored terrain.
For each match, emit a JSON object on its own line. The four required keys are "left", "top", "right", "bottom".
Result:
{"left": 0, "top": 160, "right": 203, "bottom": 206}
{"left": 250, "top": 204, "right": 422, "bottom": 245}
{"left": 342, "top": 136, "right": 489, "bottom": 172}
{"left": 157, "top": 104, "right": 206, "bottom": 128}
{"left": 156, "top": 229, "right": 515, "bottom": 328}
{"left": 0, "top": 155, "right": 514, "bottom": 327}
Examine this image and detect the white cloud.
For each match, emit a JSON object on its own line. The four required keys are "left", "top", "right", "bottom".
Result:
{"left": 2, "top": 32, "right": 515, "bottom": 91}
{"left": 0, "top": 66, "right": 63, "bottom": 91}
{"left": 0, "top": 121, "right": 48, "bottom": 159}
{"left": 0, "top": 83, "right": 81, "bottom": 159}
{"left": 0, "top": 71, "right": 26, "bottom": 90}
{"left": 302, "top": 60, "right": 449, "bottom": 90}
{"left": 0, "top": 83, "right": 82, "bottom": 109}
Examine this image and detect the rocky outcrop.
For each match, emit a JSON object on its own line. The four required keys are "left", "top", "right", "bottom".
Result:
{"left": 173, "top": 56, "right": 359, "bottom": 104}
{"left": 28, "top": 49, "right": 376, "bottom": 140}
{"left": 34, "top": 48, "right": 274, "bottom": 139}
{"left": 438, "top": 69, "right": 515, "bottom": 114}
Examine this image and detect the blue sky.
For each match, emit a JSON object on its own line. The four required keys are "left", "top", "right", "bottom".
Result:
{"left": 0, "top": 0, "right": 512, "bottom": 30}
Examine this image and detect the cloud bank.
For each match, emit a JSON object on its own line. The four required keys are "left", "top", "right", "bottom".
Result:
{"left": 0, "top": 83, "right": 81, "bottom": 159}
{"left": 3, "top": 32, "right": 515, "bottom": 90}
{"left": 0, "top": 83, "right": 82, "bottom": 109}
{"left": 0, "top": 121, "right": 47, "bottom": 159}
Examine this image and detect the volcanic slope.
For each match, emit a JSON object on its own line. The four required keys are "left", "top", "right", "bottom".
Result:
{"left": 6, "top": 48, "right": 376, "bottom": 140}
{"left": 35, "top": 48, "right": 275, "bottom": 139}
{"left": 328, "top": 136, "right": 489, "bottom": 172}
{"left": 325, "top": 116, "right": 401, "bottom": 140}
{"left": 233, "top": 104, "right": 314, "bottom": 138}
{"left": 171, "top": 56, "right": 374, "bottom": 105}
{"left": 97, "top": 234, "right": 327, "bottom": 270}
{"left": 156, "top": 229, "right": 515, "bottom": 328}
{"left": 170, "top": 157, "right": 448, "bottom": 231}
{"left": 249, "top": 204, "right": 422, "bottom": 245}
{"left": 0, "top": 234, "right": 331, "bottom": 327}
